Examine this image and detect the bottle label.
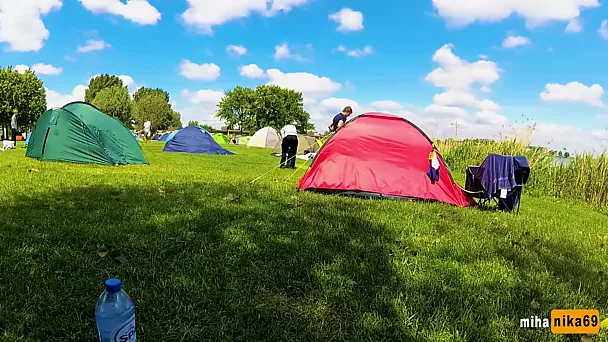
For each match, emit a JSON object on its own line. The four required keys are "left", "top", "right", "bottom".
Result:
{"left": 113, "top": 315, "right": 136, "bottom": 342}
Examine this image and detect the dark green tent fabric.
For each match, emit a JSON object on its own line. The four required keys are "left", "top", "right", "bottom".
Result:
{"left": 26, "top": 102, "right": 146, "bottom": 165}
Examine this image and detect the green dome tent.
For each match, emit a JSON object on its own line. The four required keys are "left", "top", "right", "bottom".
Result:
{"left": 212, "top": 133, "right": 230, "bottom": 145}
{"left": 26, "top": 102, "right": 146, "bottom": 165}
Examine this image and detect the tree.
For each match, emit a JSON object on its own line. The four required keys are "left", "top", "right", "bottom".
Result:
{"left": 187, "top": 120, "right": 199, "bottom": 127}
{"left": 0, "top": 66, "right": 46, "bottom": 137}
{"left": 564, "top": 151, "right": 570, "bottom": 158}
{"left": 251, "top": 85, "right": 313, "bottom": 132}
{"left": 558, "top": 151, "right": 563, "bottom": 157}
{"left": 91, "top": 86, "right": 132, "bottom": 124}
{"left": 200, "top": 124, "right": 215, "bottom": 133}
{"left": 133, "top": 87, "right": 169, "bottom": 103}
{"left": 133, "top": 92, "right": 172, "bottom": 131}
{"left": 168, "top": 110, "right": 182, "bottom": 129}
{"left": 85, "top": 74, "right": 125, "bottom": 103}
{"left": 216, "top": 86, "right": 255, "bottom": 133}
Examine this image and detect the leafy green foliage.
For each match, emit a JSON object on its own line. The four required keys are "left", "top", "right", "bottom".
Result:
{"left": 0, "top": 66, "right": 46, "bottom": 131}
{"left": 91, "top": 86, "right": 132, "bottom": 124}
{"left": 168, "top": 110, "right": 182, "bottom": 129}
{"left": 216, "top": 86, "right": 254, "bottom": 133}
{"left": 132, "top": 92, "right": 172, "bottom": 131}
{"left": 85, "top": 74, "right": 125, "bottom": 103}
{"left": 187, "top": 120, "right": 199, "bottom": 127}
{"left": 216, "top": 85, "right": 314, "bottom": 133}
{"left": 200, "top": 124, "right": 215, "bottom": 133}
{"left": 133, "top": 87, "right": 170, "bottom": 103}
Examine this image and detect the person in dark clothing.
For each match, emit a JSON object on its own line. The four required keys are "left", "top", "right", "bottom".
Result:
{"left": 280, "top": 124, "right": 299, "bottom": 169}
{"left": 10, "top": 109, "right": 18, "bottom": 143}
{"left": 328, "top": 106, "right": 353, "bottom": 133}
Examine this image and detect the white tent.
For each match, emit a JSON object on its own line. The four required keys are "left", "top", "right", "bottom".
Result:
{"left": 247, "top": 127, "right": 280, "bottom": 148}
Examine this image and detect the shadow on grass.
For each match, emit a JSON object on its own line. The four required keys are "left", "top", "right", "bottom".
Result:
{"left": 0, "top": 182, "right": 425, "bottom": 342}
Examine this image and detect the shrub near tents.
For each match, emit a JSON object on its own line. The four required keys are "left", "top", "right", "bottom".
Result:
{"left": 26, "top": 102, "right": 146, "bottom": 165}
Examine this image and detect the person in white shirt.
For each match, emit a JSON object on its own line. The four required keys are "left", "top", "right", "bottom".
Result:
{"left": 142, "top": 120, "right": 151, "bottom": 144}
{"left": 10, "top": 109, "right": 18, "bottom": 145}
{"left": 280, "top": 124, "right": 298, "bottom": 169}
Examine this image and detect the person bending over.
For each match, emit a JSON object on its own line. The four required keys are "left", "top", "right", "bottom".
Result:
{"left": 280, "top": 123, "right": 299, "bottom": 169}
{"left": 328, "top": 106, "right": 352, "bottom": 133}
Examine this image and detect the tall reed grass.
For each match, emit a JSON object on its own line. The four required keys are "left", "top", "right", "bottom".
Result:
{"left": 433, "top": 124, "right": 608, "bottom": 208}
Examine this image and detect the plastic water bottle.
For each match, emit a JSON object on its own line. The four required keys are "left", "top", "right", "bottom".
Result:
{"left": 95, "top": 278, "right": 136, "bottom": 342}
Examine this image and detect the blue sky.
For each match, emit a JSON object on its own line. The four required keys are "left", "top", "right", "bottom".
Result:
{"left": 1, "top": 0, "right": 608, "bottom": 152}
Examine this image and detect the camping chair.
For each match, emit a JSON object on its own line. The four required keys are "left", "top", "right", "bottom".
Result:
{"left": 464, "top": 155, "right": 530, "bottom": 214}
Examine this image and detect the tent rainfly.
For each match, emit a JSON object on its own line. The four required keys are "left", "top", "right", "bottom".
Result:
{"left": 247, "top": 127, "right": 280, "bottom": 148}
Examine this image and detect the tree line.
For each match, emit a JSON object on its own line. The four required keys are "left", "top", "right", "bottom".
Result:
{"left": 1, "top": 66, "right": 315, "bottom": 137}
{"left": 86, "top": 74, "right": 182, "bottom": 131}
{"left": 216, "top": 85, "right": 315, "bottom": 134}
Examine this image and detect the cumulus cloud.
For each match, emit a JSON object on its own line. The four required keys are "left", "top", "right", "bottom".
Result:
{"left": 329, "top": 8, "right": 364, "bottom": 32}
{"left": 369, "top": 100, "right": 404, "bottom": 111}
{"left": 178, "top": 89, "right": 226, "bottom": 127}
{"left": 266, "top": 69, "right": 341, "bottom": 101}
{"left": 566, "top": 18, "right": 582, "bottom": 32}
{"left": 475, "top": 99, "right": 500, "bottom": 112}
{"left": 239, "top": 64, "right": 266, "bottom": 79}
{"left": 273, "top": 43, "right": 305, "bottom": 61}
{"left": 78, "top": 0, "right": 161, "bottom": 25}
{"left": 14, "top": 65, "right": 30, "bottom": 73}
{"left": 600, "top": 20, "right": 608, "bottom": 39}
{"left": 0, "top": 0, "right": 62, "bottom": 52}
{"left": 46, "top": 85, "right": 88, "bottom": 108}
{"left": 540, "top": 82, "right": 604, "bottom": 107}
{"left": 425, "top": 44, "right": 500, "bottom": 91}
{"left": 180, "top": 0, "right": 310, "bottom": 34}
{"left": 431, "top": 0, "right": 599, "bottom": 28}
{"left": 502, "top": 35, "right": 531, "bottom": 48}
{"left": 179, "top": 60, "right": 221, "bottom": 81}
{"left": 424, "top": 104, "right": 468, "bottom": 118}
{"left": 334, "top": 45, "right": 373, "bottom": 57}
{"left": 433, "top": 89, "right": 476, "bottom": 107}
{"left": 475, "top": 111, "right": 509, "bottom": 125}
{"left": 226, "top": 45, "right": 247, "bottom": 56}
{"left": 30, "top": 63, "right": 63, "bottom": 75}
{"left": 77, "top": 39, "right": 111, "bottom": 53}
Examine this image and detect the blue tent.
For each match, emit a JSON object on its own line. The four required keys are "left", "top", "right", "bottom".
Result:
{"left": 163, "top": 126, "right": 234, "bottom": 155}
{"left": 24, "top": 133, "right": 31, "bottom": 146}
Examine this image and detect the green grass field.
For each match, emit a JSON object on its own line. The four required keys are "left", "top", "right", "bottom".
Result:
{"left": 1, "top": 141, "right": 608, "bottom": 341}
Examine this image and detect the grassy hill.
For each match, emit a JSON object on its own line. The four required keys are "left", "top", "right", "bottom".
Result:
{"left": 1, "top": 141, "right": 607, "bottom": 341}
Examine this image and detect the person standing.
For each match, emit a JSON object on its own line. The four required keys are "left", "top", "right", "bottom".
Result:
{"left": 280, "top": 123, "right": 298, "bottom": 169}
{"left": 328, "top": 106, "right": 353, "bottom": 133}
{"left": 11, "top": 109, "right": 18, "bottom": 145}
{"left": 142, "top": 120, "right": 151, "bottom": 144}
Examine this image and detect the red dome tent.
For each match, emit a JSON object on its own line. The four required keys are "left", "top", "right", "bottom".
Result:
{"left": 297, "top": 112, "right": 476, "bottom": 207}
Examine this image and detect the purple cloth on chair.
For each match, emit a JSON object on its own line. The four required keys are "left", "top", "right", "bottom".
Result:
{"left": 469, "top": 154, "right": 516, "bottom": 199}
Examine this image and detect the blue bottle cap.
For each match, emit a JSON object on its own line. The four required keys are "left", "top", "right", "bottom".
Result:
{"left": 105, "top": 278, "right": 121, "bottom": 292}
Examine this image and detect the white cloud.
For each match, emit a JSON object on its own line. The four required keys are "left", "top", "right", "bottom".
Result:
{"left": 273, "top": 43, "right": 306, "bottom": 61}
{"left": 432, "top": 0, "right": 600, "bottom": 28}
{"left": 329, "top": 8, "right": 364, "bottom": 32}
{"left": 475, "top": 111, "right": 508, "bottom": 125}
{"left": 179, "top": 59, "right": 221, "bottom": 81}
{"left": 502, "top": 35, "right": 530, "bottom": 48}
{"left": 0, "top": 0, "right": 62, "bottom": 52}
{"left": 77, "top": 39, "right": 111, "bottom": 53}
{"left": 369, "top": 100, "right": 404, "bottom": 111}
{"left": 433, "top": 89, "right": 476, "bottom": 107}
{"left": 226, "top": 45, "right": 247, "bottom": 56}
{"left": 178, "top": 89, "right": 226, "bottom": 127}
{"left": 180, "top": 0, "right": 310, "bottom": 34}
{"left": 600, "top": 20, "right": 608, "bottom": 39}
{"left": 14, "top": 65, "right": 30, "bottom": 73}
{"left": 45, "top": 85, "right": 88, "bottom": 109}
{"left": 30, "top": 63, "right": 63, "bottom": 75}
{"left": 475, "top": 99, "right": 500, "bottom": 112}
{"left": 425, "top": 44, "right": 500, "bottom": 91}
{"left": 479, "top": 54, "right": 489, "bottom": 59}
{"left": 424, "top": 104, "right": 468, "bottom": 118}
{"left": 531, "top": 123, "right": 608, "bottom": 154}
{"left": 266, "top": 69, "right": 342, "bottom": 101}
{"left": 239, "top": 64, "right": 266, "bottom": 79}
{"left": 480, "top": 86, "right": 492, "bottom": 93}
{"left": 540, "top": 82, "right": 604, "bottom": 107}
{"left": 566, "top": 18, "right": 582, "bottom": 32}
{"left": 334, "top": 45, "right": 373, "bottom": 57}
{"left": 78, "top": 0, "right": 161, "bottom": 25}
{"left": 64, "top": 55, "right": 77, "bottom": 62}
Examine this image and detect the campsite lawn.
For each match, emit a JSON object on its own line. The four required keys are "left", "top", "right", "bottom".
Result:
{"left": 1, "top": 141, "right": 608, "bottom": 342}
